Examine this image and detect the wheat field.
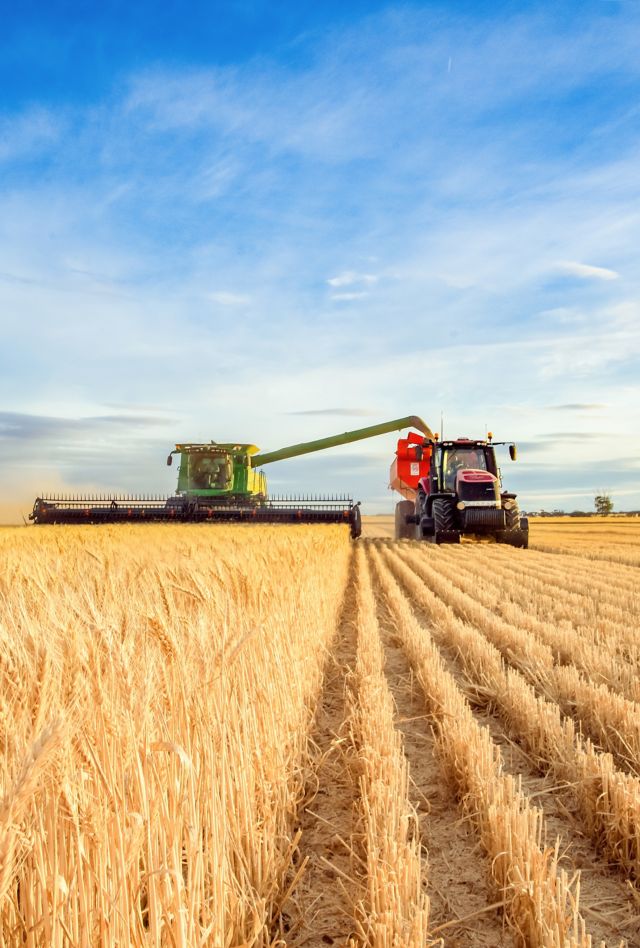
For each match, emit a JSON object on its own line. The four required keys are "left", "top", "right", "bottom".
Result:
{"left": 1, "top": 520, "right": 640, "bottom": 946}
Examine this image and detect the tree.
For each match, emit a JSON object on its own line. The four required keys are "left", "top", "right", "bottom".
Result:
{"left": 594, "top": 493, "right": 613, "bottom": 516}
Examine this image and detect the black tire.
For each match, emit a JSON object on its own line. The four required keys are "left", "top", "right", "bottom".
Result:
{"left": 414, "top": 488, "right": 425, "bottom": 539}
{"left": 432, "top": 497, "right": 460, "bottom": 543}
{"left": 350, "top": 504, "right": 362, "bottom": 540}
{"left": 499, "top": 500, "right": 527, "bottom": 547}
{"left": 504, "top": 500, "right": 520, "bottom": 531}
{"left": 395, "top": 500, "right": 415, "bottom": 540}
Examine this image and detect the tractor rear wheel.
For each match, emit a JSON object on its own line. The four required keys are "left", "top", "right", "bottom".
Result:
{"left": 432, "top": 497, "right": 460, "bottom": 544}
{"left": 395, "top": 500, "right": 415, "bottom": 540}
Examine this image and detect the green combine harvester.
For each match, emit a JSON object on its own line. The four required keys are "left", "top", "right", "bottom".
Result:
{"left": 30, "top": 415, "right": 433, "bottom": 538}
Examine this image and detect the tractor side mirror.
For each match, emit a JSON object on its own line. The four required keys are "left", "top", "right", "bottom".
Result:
{"left": 509, "top": 444, "right": 517, "bottom": 461}
{"left": 415, "top": 445, "right": 423, "bottom": 461}
{"left": 167, "top": 454, "right": 173, "bottom": 466}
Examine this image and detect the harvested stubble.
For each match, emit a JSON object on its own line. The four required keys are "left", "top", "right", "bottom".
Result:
{"left": 479, "top": 540, "right": 639, "bottom": 596}
{"left": 441, "top": 549, "right": 640, "bottom": 697}
{"left": 530, "top": 518, "right": 640, "bottom": 568}
{"left": 396, "top": 545, "right": 640, "bottom": 764}
{"left": 349, "top": 546, "right": 431, "bottom": 946}
{"left": 435, "top": 544, "right": 640, "bottom": 660}
{"left": 380, "top": 544, "right": 640, "bottom": 883}
{"left": 367, "top": 544, "right": 593, "bottom": 948}
{"left": 408, "top": 545, "right": 639, "bottom": 697}
{"left": 0, "top": 525, "right": 350, "bottom": 946}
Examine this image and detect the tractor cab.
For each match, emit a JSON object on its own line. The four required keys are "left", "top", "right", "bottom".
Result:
{"left": 434, "top": 440, "right": 497, "bottom": 492}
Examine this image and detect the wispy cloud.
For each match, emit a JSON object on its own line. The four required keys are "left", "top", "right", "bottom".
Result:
{"left": 546, "top": 403, "right": 607, "bottom": 411}
{"left": 0, "top": 106, "right": 62, "bottom": 162}
{"left": 330, "top": 291, "right": 368, "bottom": 301}
{"left": 327, "top": 271, "right": 378, "bottom": 287}
{"left": 556, "top": 261, "right": 619, "bottom": 281}
{"left": 208, "top": 291, "right": 252, "bottom": 305}
{"left": 0, "top": 410, "right": 172, "bottom": 441}
{"left": 287, "top": 408, "right": 377, "bottom": 417}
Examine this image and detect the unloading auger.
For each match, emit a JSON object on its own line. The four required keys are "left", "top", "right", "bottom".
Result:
{"left": 30, "top": 415, "right": 433, "bottom": 538}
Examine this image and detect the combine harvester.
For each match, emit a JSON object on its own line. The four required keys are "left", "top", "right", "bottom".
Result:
{"left": 391, "top": 426, "right": 528, "bottom": 547}
{"left": 30, "top": 415, "right": 434, "bottom": 538}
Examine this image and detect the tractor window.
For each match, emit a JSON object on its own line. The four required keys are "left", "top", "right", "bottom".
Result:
{"left": 442, "top": 448, "right": 487, "bottom": 490}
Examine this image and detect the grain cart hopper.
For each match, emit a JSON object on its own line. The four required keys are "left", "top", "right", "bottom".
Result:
{"left": 30, "top": 415, "right": 433, "bottom": 538}
{"left": 391, "top": 429, "right": 528, "bottom": 546}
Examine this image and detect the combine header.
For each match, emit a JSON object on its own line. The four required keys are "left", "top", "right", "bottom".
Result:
{"left": 30, "top": 415, "right": 433, "bottom": 538}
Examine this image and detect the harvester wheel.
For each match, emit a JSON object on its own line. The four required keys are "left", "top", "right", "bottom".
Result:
{"left": 432, "top": 498, "right": 460, "bottom": 544}
{"left": 350, "top": 504, "right": 362, "bottom": 540}
{"left": 394, "top": 500, "right": 415, "bottom": 540}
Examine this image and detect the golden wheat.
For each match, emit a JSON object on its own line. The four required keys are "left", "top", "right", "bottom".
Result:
{"left": 4, "top": 517, "right": 638, "bottom": 946}
{"left": 0, "top": 524, "right": 350, "bottom": 945}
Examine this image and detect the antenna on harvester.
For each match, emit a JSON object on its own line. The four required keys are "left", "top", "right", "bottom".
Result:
{"left": 440, "top": 410, "right": 444, "bottom": 442}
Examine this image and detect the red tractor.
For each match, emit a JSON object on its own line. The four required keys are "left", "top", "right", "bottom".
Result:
{"left": 390, "top": 431, "right": 528, "bottom": 547}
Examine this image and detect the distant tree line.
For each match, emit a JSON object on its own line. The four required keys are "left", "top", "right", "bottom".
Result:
{"left": 526, "top": 510, "right": 640, "bottom": 517}
{"left": 522, "top": 492, "right": 639, "bottom": 517}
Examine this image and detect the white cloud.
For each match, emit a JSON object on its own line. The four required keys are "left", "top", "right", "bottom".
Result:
{"left": 330, "top": 291, "right": 368, "bottom": 301}
{"left": 327, "top": 271, "right": 378, "bottom": 287}
{"left": 556, "top": 261, "right": 619, "bottom": 281}
{"left": 208, "top": 291, "right": 252, "bottom": 305}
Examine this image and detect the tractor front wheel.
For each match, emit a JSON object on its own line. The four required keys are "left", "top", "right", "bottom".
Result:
{"left": 500, "top": 501, "right": 528, "bottom": 548}
{"left": 432, "top": 497, "right": 460, "bottom": 544}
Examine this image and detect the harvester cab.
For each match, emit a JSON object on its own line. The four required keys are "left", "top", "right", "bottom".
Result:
{"left": 391, "top": 432, "right": 528, "bottom": 547}
{"left": 166, "top": 443, "right": 266, "bottom": 499}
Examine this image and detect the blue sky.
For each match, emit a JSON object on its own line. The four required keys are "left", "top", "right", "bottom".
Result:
{"left": 1, "top": 1, "right": 639, "bottom": 518}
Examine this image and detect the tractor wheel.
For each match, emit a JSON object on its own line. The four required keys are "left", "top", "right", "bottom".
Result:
{"left": 432, "top": 497, "right": 460, "bottom": 544}
{"left": 500, "top": 501, "right": 527, "bottom": 547}
{"left": 395, "top": 500, "right": 415, "bottom": 540}
{"left": 504, "top": 500, "right": 520, "bottom": 531}
{"left": 413, "top": 488, "right": 426, "bottom": 539}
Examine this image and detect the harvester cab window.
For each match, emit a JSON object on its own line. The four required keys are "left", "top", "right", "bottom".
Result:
{"left": 191, "top": 454, "right": 232, "bottom": 490}
{"left": 442, "top": 447, "right": 487, "bottom": 491}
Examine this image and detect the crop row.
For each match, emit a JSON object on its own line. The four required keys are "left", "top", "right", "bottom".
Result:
{"left": 366, "top": 544, "right": 593, "bottom": 947}
{"left": 394, "top": 544, "right": 640, "bottom": 761}
{"left": 379, "top": 544, "right": 640, "bottom": 883}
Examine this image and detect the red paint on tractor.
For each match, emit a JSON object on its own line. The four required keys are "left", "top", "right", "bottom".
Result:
{"left": 389, "top": 431, "right": 431, "bottom": 501}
